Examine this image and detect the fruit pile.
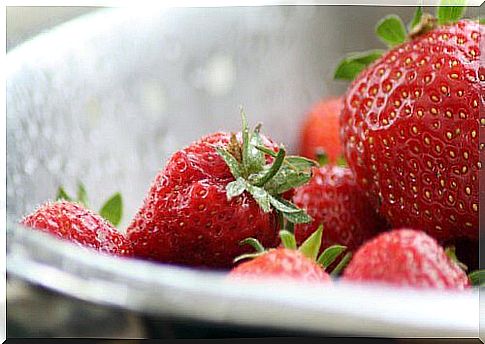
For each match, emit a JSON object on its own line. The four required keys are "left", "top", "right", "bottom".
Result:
{"left": 20, "top": 5, "right": 483, "bottom": 290}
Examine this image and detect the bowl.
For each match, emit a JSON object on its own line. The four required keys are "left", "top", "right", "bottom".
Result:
{"left": 6, "top": 6, "right": 480, "bottom": 338}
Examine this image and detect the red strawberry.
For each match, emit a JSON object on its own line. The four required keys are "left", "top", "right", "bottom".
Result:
{"left": 299, "top": 97, "right": 344, "bottom": 164}
{"left": 337, "top": 13, "right": 482, "bottom": 241}
{"left": 293, "top": 165, "right": 387, "bottom": 256}
{"left": 229, "top": 249, "right": 330, "bottom": 283}
{"left": 20, "top": 200, "right": 133, "bottom": 256}
{"left": 229, "top": 226, "right": 346, "bottom": 283}
{"left": 342, "top": 229, "right": 470, "bottom": 290}
{"left": 127, "top": 113, "right": 315, "bottom": 268}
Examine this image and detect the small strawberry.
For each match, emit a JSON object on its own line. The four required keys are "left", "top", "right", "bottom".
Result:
{"left": 229, "top": 226, "right": 349, "bottom": 283}
{"left": 293, "top": 165, "right": 387, "bottom": 257}
{"left": 127, "top": 111, "right": 316, "bottom": 268}
{"left": 20, "top": 200, "right": 133, "bottom": 256}
{"left": 342, "top": 229, "right": 470, "bottom": 290}
{"left": 299, "top": 97, "right": 344, "bottom": 164}
{"left": 335, "top": 6, "right": 482, "bottom": 241}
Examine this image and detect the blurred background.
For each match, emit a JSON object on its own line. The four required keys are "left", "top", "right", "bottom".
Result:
{"left": 7, "top": 7, "right": 98, "bottom": 51}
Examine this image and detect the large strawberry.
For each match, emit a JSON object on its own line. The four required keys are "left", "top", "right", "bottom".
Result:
{"left": 299, "top": 97, "right": 344, "bottom": 164}
{"left": 127, "top": 112, "right": 315, "bottom": 268}
{"left": 342, "top": 228, "right": 470, "bottom": 290}
{"left": 335, "top": 7, "right": 482, "bottom": 241}
{"left": 229, "top": 226, "right": 349, "bottom": 282}
{"left": 20, "top": 200, "right": 133, "bottom": 256}
{"left": 293, "top": 165, "right": 387, "bottom": 256}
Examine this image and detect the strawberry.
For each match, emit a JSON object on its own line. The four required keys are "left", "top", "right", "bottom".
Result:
{"left": 342, "top": 229, "right": 470, "bottom": 290}
{"left": 229, "top": 226, "right": 348, "bottom": 283}
{"left": 127, "top": 112, "right": 316, "bottom": 268}
{"left": 335, "top": 8, "right": 482, "bottom": 241}
{"left": 293, "top": 165, "right": 387, "bottom": 256}
{"left": 20, "top": 200, "right": 133, "bottom": 256}
{"left": 299, "top": 97, "right": 344, "bottom": 164}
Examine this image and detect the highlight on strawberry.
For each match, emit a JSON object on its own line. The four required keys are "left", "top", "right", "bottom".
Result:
{"left": 229, "top": 225, "right": 351, "bottom": 283}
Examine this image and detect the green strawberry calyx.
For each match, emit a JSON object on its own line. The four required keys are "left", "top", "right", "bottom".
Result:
{"left": 334, "top": 1, "right": 468, "bottom": 81}
{"left": 234, "top": 225, "right": 352, "bottom": 276}
{"left": 216, "top": 109, "right": 317, "bottom": 225}
{"left": 56, "top": 182, "right": 123, "bottom": 227}
{"left": 445, "top": 245, "right": 485, "bottom": 287}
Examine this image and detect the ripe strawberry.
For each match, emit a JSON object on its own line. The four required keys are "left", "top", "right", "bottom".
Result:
{"left": 20, "top": 200, "right": 133, "bottom": 256}
{"left": 127, "top": 113, "right": 315, "bottom": 268}
{"left": 336, "top": 10, "right": 482, "bottom": 241}
{"left": 229, "top": 249, "right": 330, "bottom": 283}
{"left": 299, "top": 97, "right": 344, "bottom": 164}
{"left": 342, "top": 229, "right": 470, "bottom": 290}
{"left": 229, "top": 226, "right": 347, "bottom": 283}
{"left": 293, "top": 165, "right": 387, "bottom": 256}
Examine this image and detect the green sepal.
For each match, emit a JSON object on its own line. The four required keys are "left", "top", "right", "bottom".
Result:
{"left": 226, "top": 177, "right": 247, "bottom": 200}
{"left": 99, "top": 192, "right": 123, "bottom": 227}
{"left": 272, "top": 197, "right": 312, "bottom": 224}
{"left": 264, "top": 160, "right": 314, "bottom": 195}
{"left": 285, "top": 156, "right": 318, "bottom": 170}
{"left": 317, "top": 245, "right": 347, "bottom": 269}
{"left": 468, "top": 270, "right": 485, "bottom": 287}
{"left": 56, "top": 186, "right": 73, "bottom": 202}
{"left": 330, "top": 252, "right": 352, "bottom": 277}
{"left": 216, "top": 147, "right": 242, "bottom": 179}
{"left": 268, "top": 195, "right": 303, "bottom": 214}
{"left": 334, "top": 50, "right": 384, "bottom": 81}
{"left": 336, "top": 155, "right": 347, "bottom": 167}
{"left": 245, "top": 183, "right": 271, "bottom": 213}
{"left": 255, "top": 145, "right": 278, "bottom": 158}
{"left": 375, "top": 15, "right": 407, "bottom": 47}
{"left": 252, "top": 147, "right": 286, "bottom": 187}
{"left": 437, "top": 0, "right": 466, "bottom": 25}
{"left": 298, "top": 224, "right": 323, "bottom": 261}
{"left": 316, "top": 151, "right": 329, "bottom": 166}
{"left": 279, "top": 230, "right": 297, "bottom": 250}
{"left": 408, "top": 7, "right": 423, "bottom": 30}
{"left": 76, "top": 182, "right": 88, "bottom": 206}
{"left": 233, "top": 252, "right": 266, "bottom": 264}
{"left": 239, "top": 237, "right": 266, "bottom": 253}
{"left": 445, "top": 245, "right": 468, "bottom": 271}
{"left": 247, "top": 128, "right": 266, "bottom": 175}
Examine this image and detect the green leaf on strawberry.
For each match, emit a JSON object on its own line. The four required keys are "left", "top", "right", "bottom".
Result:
{"left": 217, "top": 110, "right": 316, "bottom": 224}
{"left": 375, "top": 15, "right": 407, "bottom": 47}
{"left": 437, "top": 0, "right": 466, "bottom": 25}
{"left": 99, "top": 193, "right": 123, "bottom": 227}
{"left": 77, "top": 182, "right": 88, "bottom": 207}
{"left": 334, "top": 2, "right": 470, "bottom": 82}
{"left": 235, "top": 225, "right": 348, "bottom": 276}
{"left": 334, "top": 50, "right": 384, "bottom": 81}
{"left": 317, "top": 245, "right": 347, "bottom": 269}
{"left": 56, "top": 186, "right": 73, "bottom": 202}
{"left": 55, "top": 183, "right": 123, "bottom": 227}
{"left": 468, "top": 270, "right": 485, "bottom": 287}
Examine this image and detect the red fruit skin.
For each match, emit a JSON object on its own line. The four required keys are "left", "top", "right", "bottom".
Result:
{"left": 293, "top": 165, "right": 387, "bottom": 254}
{"left": 343, "top": 229, "right": 470, "bottom": 290}
{"left": 340, "top": 20, "right": 482, "bottom": 241}
{"left": 127, "top": 132, "right": 280, "bottom": 268}
{"left": 20, "top": 200, "right": 133, "bottom": 256}
{"left": 229, "top": 248, "right": 331, "bottom": 283}
{"left": 300, "top": 97, "right": 343, "bottom": 163}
